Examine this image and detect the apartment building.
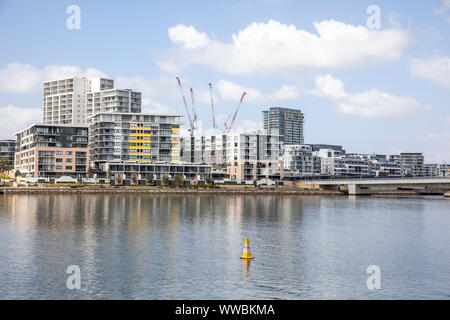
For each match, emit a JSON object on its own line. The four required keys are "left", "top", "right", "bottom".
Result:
{"left": 105, "top": 161, "right": 212, "bottom": 182}
{"left": 14, "top": 124, "right": 89, "bottom": 178}
{"left": 43, "top": 77, "right": 114, "bottom": 125}
{"left": 86, "top": 89, "right": 141, "bottom": 121}
{"left": 263, "top": 107, "right": 304, "bottom": 145}
{"left": 181, "top": 133, "right": 282, "bottom": 180}
{"left": 281, "top": 145, "right": 321, "bottom": 176}
{"left": 0, "top": 140, "right": 16, "bottom": 165}
{"left": 389, "top": 153, "right": 425, "bottom": 177}
{"left": 89, "top": 113, "right": 181, "bottom": 171}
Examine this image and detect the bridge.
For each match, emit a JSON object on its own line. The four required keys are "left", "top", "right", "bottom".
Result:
{"left": 300, "top": 177, "right": 450, "bottom": 195}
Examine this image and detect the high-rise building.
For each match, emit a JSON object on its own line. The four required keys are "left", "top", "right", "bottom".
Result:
{"left": 43, "top": 77, "right": 142, "bottom": 125}
{"left": 89, "top": 112, "right": 181, "bottom": 171}
{"left": 86, "top": 89, "right": 141, "bottom": 122}
{"left": 262, "top": 107, "right": 304, "bottom": 145}
{"left": 14, "top": 124, "right": 89, "bottom": 178}
{"left": 43, "top": 77, "right": 114, "bottom": 125}
{"left": 0, "top": 140, "right": 16, "bottom": 165}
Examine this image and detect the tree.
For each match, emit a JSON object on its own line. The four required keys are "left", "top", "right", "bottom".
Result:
{"left": 0, "top": 157, "right": 13, "bottom": 186}
{"left": 205, "top": 175, "right": 212, "bottom": 185}
{"left": 107, "top": 168, "right": 113, "bottom": 180}
{"left": 161, "top": 175, "right": 169, "bottom": 187}
{"left": 174, "top": 174, "right": 184, "bottom": 188}
{"left": 86, "top": 166, "right": 93, "bottom": 179}
{"left": 115, "top": 173, "right": 123, "bottom": 185}
{"left": 131, "top": 172, "right": 139, "bottom": 185}
{"left": 146, "top": 173, "right": 154, "bottom": 186}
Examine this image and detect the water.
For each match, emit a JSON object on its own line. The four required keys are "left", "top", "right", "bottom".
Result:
{"left": 0, "top": 194, "right": 449, "bottom": 300}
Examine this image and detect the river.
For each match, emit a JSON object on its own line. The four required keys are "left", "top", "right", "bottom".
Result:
{"left": 0, "top": 194, "right": 449, "bottom": 299}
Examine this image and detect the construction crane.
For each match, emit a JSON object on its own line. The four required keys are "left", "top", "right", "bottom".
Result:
{"left": 208, "top": 83, "right": 217, "bottom": 131}
{"left": 225, "top": 92, "right": 247, "bottom": 133}
{"left": 175, "top": 76, "right": 194, "bottom": 132}
{"left": 189, "top": 88, "right": 199, "bottom": 131}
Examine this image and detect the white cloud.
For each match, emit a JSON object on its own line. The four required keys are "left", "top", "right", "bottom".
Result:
{"left": 0, "top": 63, "right": 106, "bottom": 93}
{"left": 435, "top": 0, "right": 450, "bottom": 24}
{"left": 0, "top": 105, "right": 42, "bottom": 139}
{"left": 414, "top": 131, "right": 450, "bottom": 162}
{"left": 168, "top": 24, "right": 211, "bottom": 49}
{"left": 216, "top": 80, "right": 300, "bottom": 103}
{"left": 159, "top": 19, "right": 411, "bottom": 75}
{"left": 314, "top": 74, "right": 431, "bottom": 117}
{"left": 410, "top": 55, "right": 450, "bottom": 88}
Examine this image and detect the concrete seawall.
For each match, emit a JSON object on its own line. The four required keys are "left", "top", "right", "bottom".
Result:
{"left": 0, "top": 187, "right": 344, "bottom": 196}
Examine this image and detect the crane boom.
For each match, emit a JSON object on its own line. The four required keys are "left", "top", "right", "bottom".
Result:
{"left": 227, "top": 92, "right": 247, "bottom": 133}
{"left": 175, "top": 77, "right": 194, "bottom": 132}
{"left": 189, "top": 88, "right": 198, "bottom": 130}
{"left": 208, "top": 83, "right": 216, "bottom": 131}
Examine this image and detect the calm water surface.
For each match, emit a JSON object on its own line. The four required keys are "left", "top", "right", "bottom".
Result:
{"left": 0, "top": 194, "right": 449, "bottom": 299}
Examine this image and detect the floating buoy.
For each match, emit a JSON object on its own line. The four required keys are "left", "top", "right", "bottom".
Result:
{"left": 240, "top": 238, "right": 254, "bottom": 259}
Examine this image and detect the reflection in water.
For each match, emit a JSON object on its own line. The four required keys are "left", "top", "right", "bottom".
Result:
{"left": 242, "top": 259, "right": 251, "bottom": 278}
{"left": 0, "top": 194, "right": 449, "bottom": 299}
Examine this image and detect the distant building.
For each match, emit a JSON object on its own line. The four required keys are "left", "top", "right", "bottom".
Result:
{"left": 389, "top": 153, "right": 425, "bottom": 177}
{"left": 308, "top": 144, "right": 345, "bottom": 154}
{"left": 424, "top": 164, "right": 439, "bottom": 177}
{"left": 0, "top": 140, "right": 16, "bottom": 165}
{"left": 89, "top": 113, "right": 181, "bottom": 171}
{"left": 262, "top": 107, "right": 304, "bottom": 145}
{"left": 14, "top": 124, "right": 89, "bottom": 178}
{"left": 281, "top": 145, "right": 321, "bottom": 176}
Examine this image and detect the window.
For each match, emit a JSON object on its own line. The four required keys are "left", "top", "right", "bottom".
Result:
{"left": 66, "top": 151, "right": 72, "bottom": 155}
{"left": 56, "top": 158, "right": 63, "bottom": 163}
{"left": 66, "top": 166, "right": 72, "bottom": 170}
{"left": 56, "top": 165, "right": 62, "bottom": 170}
{"left": 66, "top": 159, "right": 72, "bottom": 163}
{"left": 56, "top": 151, "right": 63, "bottom": 155}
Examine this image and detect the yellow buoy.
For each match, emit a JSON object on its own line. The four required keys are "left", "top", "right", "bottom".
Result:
{"left": 240, "top": 238, "right": 254, "bottom": 259}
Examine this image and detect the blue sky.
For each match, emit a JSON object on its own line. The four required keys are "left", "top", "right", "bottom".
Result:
{"left": 0, "top": 0, "right": 449, "bottom": 162}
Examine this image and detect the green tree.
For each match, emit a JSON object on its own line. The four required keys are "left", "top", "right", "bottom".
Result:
{"left": 146, "top": 173, "right": 154, "bottom": 186}
{"left": 0, "top": 157, "right": 13, "bottom": 185}
{"left": 174, "top": 174, "right": 184, "bottom": 188}
{"left": 161, "top": 175, "right": 169, "bottom": 187}
{"left": 205, "top": 175, "right": 212, "bottom": 185}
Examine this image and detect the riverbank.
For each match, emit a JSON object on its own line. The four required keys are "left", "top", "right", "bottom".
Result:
{"left": 0, "top": 186, "right": 344, "bottom": 195}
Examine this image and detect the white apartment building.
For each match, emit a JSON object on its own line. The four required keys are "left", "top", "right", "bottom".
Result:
{"left": 89, "top": 112, "right": 181, "bottom": 171}
{"left": 181, "top": 133, "right": 282, "bottom": 180}
{"left": 43, "top": 77, "right": 114, "bottom": 125}
{"left": 282, "top": 145, "right": 321, "bottom": 176}
{"left": 43, "top": 77, "right": 141, "bottom": 125}
{"left": 86, "top": 89, "right": 141, "bottom": 122}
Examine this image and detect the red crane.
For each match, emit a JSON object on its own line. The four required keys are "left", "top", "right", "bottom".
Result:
{"left": 225, "top": 92, "right": 247, "bottom": 133}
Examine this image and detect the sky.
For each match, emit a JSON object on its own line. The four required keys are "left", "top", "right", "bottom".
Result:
{"left": 0, "top": 0, "right": 449, "bottom": 162}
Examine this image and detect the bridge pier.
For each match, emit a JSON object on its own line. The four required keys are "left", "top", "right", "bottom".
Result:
{"left": 348, "top": 184, "right": 371, "bottom": 196}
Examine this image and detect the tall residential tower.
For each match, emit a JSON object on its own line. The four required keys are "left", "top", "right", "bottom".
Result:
{"left": 262, "top": 107, "right": 304, "bottom": 145}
